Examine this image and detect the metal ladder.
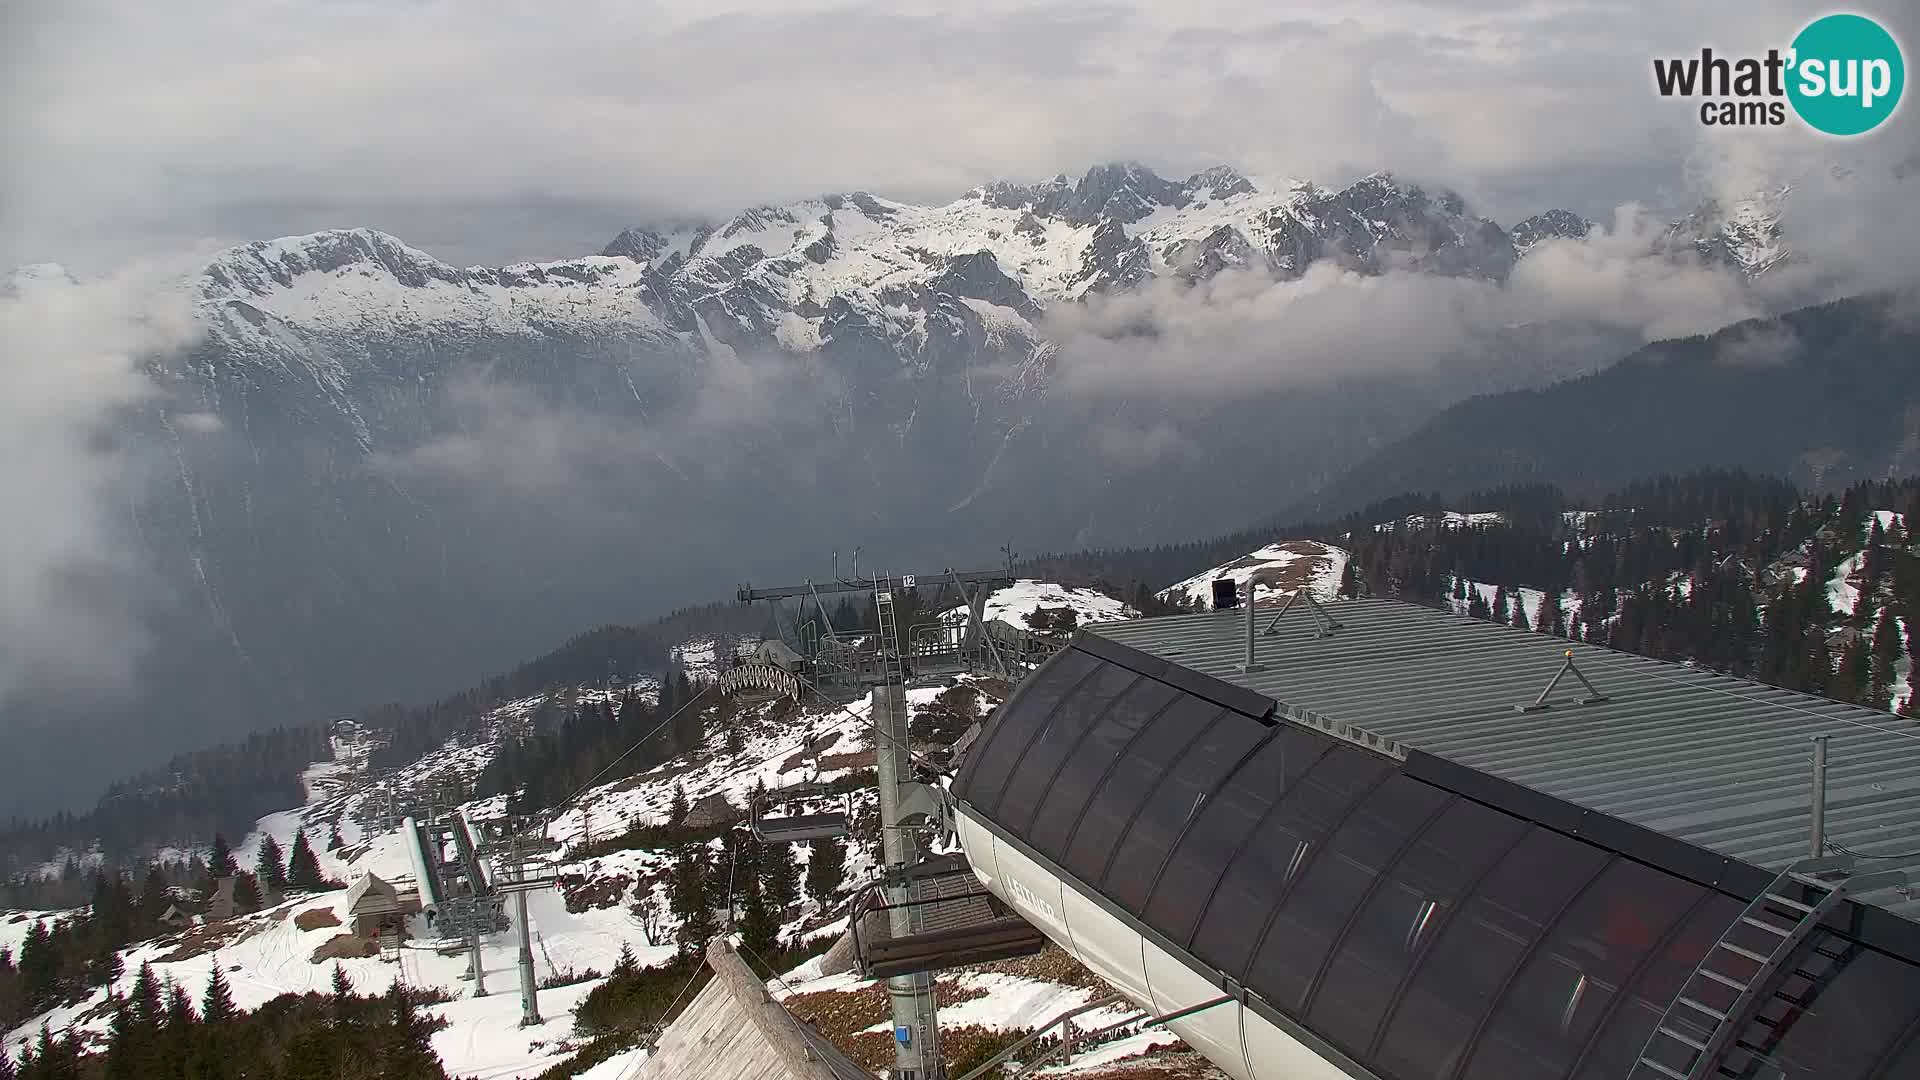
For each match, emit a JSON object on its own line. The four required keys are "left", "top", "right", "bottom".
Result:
{"left": 1634, "top": 854, "right": 1899, "bottom": 1080}
{"left": 874, "top": 576, "right": 905, "bottom": 688}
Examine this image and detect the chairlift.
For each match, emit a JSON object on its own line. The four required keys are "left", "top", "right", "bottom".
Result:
{"left": 850, "top": 854, "right": 1046, "bottom": 979}
{"left": 749, "top": 782, "right": 849, "bottom": 844}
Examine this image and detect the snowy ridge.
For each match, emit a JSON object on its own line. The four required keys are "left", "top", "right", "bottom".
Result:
{"left": 1159, "top": 541, "right": 1351, "bottom": 607}
{"left": 1661, "top": 185, "right": 1791, "bottom": 278}
{"left": 169, "top": 163, "right": 1741, "bottom": 367}
{"left": 938, "top": 579, "right": 1140, "bottom": 630}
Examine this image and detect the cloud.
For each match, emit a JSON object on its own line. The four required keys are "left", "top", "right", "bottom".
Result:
{"left": 6, "top": 0, "right": 1877, "bottom": 272}
{"left": 0, "top": 259, "right": 204, "bottom": 710}
{"left": 374, "top": 345, "right": 835, "bottom": 505}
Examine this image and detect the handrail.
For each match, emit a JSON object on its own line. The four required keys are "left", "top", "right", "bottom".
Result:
{"left": 951, "top": 994, "right": 1128, "bottom": 1080}
{"left": 1005, "top": 994, "right": 1236, "bottom": 1079}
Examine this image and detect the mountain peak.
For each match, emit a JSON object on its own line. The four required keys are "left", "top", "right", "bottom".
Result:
{"left": 203, "top": 228, "right": 460, "bottom": 297}
{"left": 1510, "top": 210, "right": 1595, "bottom": 254}
{"left": 601, "top": 226, "right": 671, "bottom": 263}
{"left": 1184, "top": 165, "right": 1257, "bottom": 200}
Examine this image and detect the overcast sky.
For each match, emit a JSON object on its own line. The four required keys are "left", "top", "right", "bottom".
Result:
{"left": 4, "top": 0, "right": 1905, "bottom": 272}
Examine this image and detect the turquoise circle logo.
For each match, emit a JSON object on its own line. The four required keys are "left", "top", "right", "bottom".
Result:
{"left": 1787, "top": 13, "right": 1905, "bottom": 135}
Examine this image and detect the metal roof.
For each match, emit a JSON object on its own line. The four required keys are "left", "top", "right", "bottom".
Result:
{"left": 1090, "top": 599, "right": 1920, "bottom": 922}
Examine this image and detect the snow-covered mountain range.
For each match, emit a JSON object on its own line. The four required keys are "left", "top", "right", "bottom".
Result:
{"left": 191, "top": 164, "right": 1786, "bottom": 362}
{"left": 2, "top": 162, "right": 1796, "bottom": 816}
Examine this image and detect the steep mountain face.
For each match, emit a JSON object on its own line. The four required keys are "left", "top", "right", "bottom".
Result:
{"left": 1509, "top": 210, "right": 1594, "bottom": 255}
{"left": 1660, "top": 186, "right": 1791, "bottom": 277}
{"left": 1292, "top": 295, "right": 1919, "bottom": 516}
{"left": 4, "top": 163, "right": 1797, "bottom": 814}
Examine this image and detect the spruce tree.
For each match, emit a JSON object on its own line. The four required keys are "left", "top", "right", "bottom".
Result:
{"left": 1835, "top": 636, "right": 1872, "bottom": 703}
{"left": 1510, "top": 591, "right": 1532, "bottom": 631}
{"left": 331, "top": 963, "right": 353, "bottom": 1006}
{"left": 140, "top": 865, "right": 171, "bottom": 921}
{"left": 256, "top": 836, "right": 287, "bottom": 893}
{"left": 805, "top": 836, "right": 847, "bottom": 905}
{"left": 677, "top": 896, "right": 717, "bottom": 961}
{"left": 200, "top": 962, "right": 235, "bottom": 1024}
{"left": 1492, "top": 586, "right": 1510, "bottom": 625}
{"left": 763, "top": 843, "right": 800, "bottom": 915}
{"left": 1538, "top": 591, "right": 1565, "bottom": 636}
{"left": 327, "top": 825, "right": 346, "bottom": 852}
{"left": 162, "top": 980, "right": 195, "bottom": 1077}
{"left": 737, "top": 881, "right": 779, "bottom": 959}
{"left": 287, "top": 832, "right": 326, "bottom": 890}
{"left": 667, "top": 784, "right": 690, "bottom": 828}
{"left": 0, "top": 1043, "right": 12, "bottom": 1080}
{"left": 232, "top": 873, "right": 262, "bottom": 913}
{"left": 1467, "top": 589, "right": 1491, "bottom": 620}
{"left": 18, "top": 922, "right": 55, "bottom": 1012}
{"left": 207, "top": 835, "right": 237, "bottom": 880}
{"left": 132, "top": 962, "right": 164, "bottom": 1030}
{"left": 106, "top": 993, "right": 141, "bottom": 1080}
{"left": 380, "top": 985, "right": 442, "bottom": 1080}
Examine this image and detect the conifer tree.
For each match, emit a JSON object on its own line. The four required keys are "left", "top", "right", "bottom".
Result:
{"left": 18, "top": 922, "right": 55, "bottom": 1013}
{"left": 287, "top": 832, "right": 326, "bottom": 890}
{"left": 165, "top": 979, "right": 195, "bottom": 1027}
{"left": 1510, "top": 591, "right": 1532, "bottom": 631}
{"left": 256, "top": 836, "right": 287, "bottom": 893}
{"left": 805, "top": 836, "right": 847, "bottom": 905}
{"left": 677, "top": 896, "right": 717, "bottom": 961}
{"left": 667, "top": 784, "right": 690, "bottom": 828}
{"left": 232, "top": 873, "right": 262, "bottom": 913}
{"left": 0, "top": 1042, "right": 13, "bottom": 1080}
{"left": 1492, "top": 586, "right": 1510, "bottom": 625}
{"left": 106, "top": 993, "right": 141, "bottom": 1080}
{"left": 737, "top": 880, "right": 779, "bottom": 959}
{"left": 140, "top": 865, "right": 171, "bottom": 921}
{"left": 206, "top": 834, "right": 237, "bottom": 880}
{"left": 1835, "top": 636, "right": 1872, "bottom": 703}
{"left": 132, "top": 962, "right": 164, "bottom": 1030}
{"left": 162, "top": 979, "right": 195, "bottom": 1076}
{"left": 1538, "top": 591, "right": 1565, "bottom": 636}
{"left": 327, "top": 825, "right": 346, "bottom": 852}
{"left": 763, "top": 843, "right": 800, "bottom": 915}
{"left": 669, "top": 847, "right": 716, "bottom": 959}
{"left": 200, "top": 962, "right": 235, "bottom": 1024}
{"left": 380, "top": 985, "right": 442, "bottom": 1080}
{"left": 330, "top": 963, "right": 353, "bottom": 1008}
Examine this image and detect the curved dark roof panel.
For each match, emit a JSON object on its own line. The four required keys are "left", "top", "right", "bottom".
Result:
{"left": 956, "top": 641, "right": 1920, "bottom": 1080}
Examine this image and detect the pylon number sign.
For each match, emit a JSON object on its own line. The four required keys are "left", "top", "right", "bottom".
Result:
{"left": 902, "top": 575, "right": 916, "bottom": 588}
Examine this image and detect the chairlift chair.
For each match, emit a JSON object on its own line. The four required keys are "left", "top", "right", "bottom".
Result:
{"left": 849, "top": 854, "right": 1046, "bottom": 979}
{"left": 749, "top": 782, "right": 849, "bottom": 844}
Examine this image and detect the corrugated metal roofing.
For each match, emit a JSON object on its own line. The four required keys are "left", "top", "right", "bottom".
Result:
{"left": 1091, "top": 599, "right": 1920, "bottom": 921}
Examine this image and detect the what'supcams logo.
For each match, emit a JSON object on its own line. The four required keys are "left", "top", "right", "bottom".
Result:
{"left": 1654, "top": 13, "right": 1905, "bottom": 135}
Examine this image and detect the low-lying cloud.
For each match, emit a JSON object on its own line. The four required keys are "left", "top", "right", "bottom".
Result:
{"left": 0, "top": 260, "right": 204, "bottom": 711}
{"left": 1045, "top": 154, "right": 1917, "bottom": 408}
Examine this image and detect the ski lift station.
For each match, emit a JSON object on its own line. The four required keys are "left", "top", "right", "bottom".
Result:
{"left": 946, "top": 595, "right": 1920, "bottom": 1080}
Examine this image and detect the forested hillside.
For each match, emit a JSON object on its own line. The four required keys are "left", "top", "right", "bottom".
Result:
{"left": 1287, "top": 295, "right": 1920, "bottom": 517}
{"left": 9, "top": 470, "right": 1917, "bottom": 892}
